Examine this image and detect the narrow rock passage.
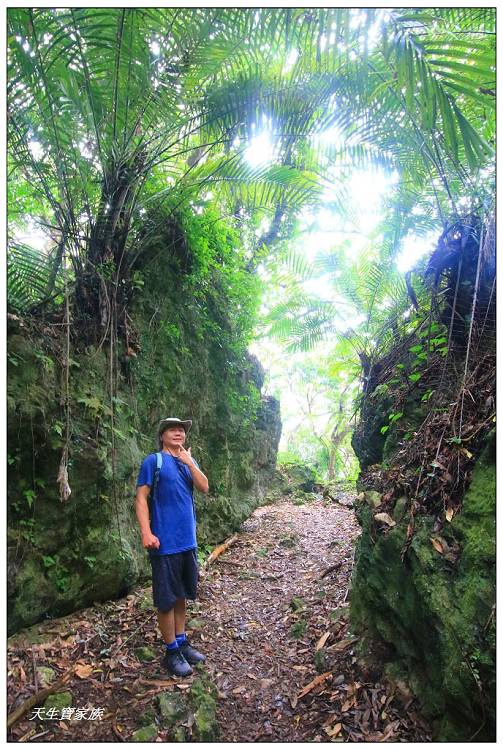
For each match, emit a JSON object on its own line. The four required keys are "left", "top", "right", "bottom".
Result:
{"left": 7, "top": 493, "right": 431, "bottom": 742}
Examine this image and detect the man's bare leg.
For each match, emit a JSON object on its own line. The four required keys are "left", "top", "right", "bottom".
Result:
{"left": 157, "top": 608, "right": 176, "bottom": 644}
{"left": 174, "top": 598, "right": 186, "bottom": 636}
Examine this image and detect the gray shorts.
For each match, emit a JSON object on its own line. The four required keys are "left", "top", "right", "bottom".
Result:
{"left": 149, "top": 549, "right": 198, "bottom": 612}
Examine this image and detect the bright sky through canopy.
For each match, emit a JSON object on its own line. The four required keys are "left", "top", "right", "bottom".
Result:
{"left": 245, "top": 130, "right": 275, "bottom": 167}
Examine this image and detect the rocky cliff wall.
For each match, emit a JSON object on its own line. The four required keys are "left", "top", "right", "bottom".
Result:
{"left": 349, "top": 217, "right": 495, "bottom": 741}
{"left": 350, "top": 398, "right": 495, "bottom": 741}
{"left": 7, "top": 216, "right": 281, "bottom": 635}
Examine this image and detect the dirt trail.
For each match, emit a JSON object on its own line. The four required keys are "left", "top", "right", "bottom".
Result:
{"left": 7, "top": 493, "right": 431, "bottom": 742}
{"left": 199, "top": 495, "right": 360, "bottom": 741}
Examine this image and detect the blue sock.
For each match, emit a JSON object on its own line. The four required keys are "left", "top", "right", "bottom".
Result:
{"left": 176, "top": 633, "right": 186, "bottom": 646}
{"left": 165, "top": 639, "right": 178, "bottom": 651}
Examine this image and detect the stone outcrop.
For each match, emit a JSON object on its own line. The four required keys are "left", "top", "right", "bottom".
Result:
{"left": 7, "top": 230, "right": 281, "bottom": 635}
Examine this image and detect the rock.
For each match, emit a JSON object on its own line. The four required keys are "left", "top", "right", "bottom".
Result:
{"left": 138, "top": 708, "right": 156, "bottom": 727}
{"left": 36, "top": 666, "right": 56, "bottom": 686}
{"left": 138, "top": 593, "right": 154, "bottom": 611}
{"left": 393, "top": 496, "right": 408, "bottom": 522}
{"left": 187, "top": 618, "right": 204, "bottom": 630}
{"left": 173, "top": 726, "right": 186, "bottom": 742}
{"left": 8, "top": 624, "right": 50, "bottom": 648}
{"left": 157, "top": 692, "right": 187, "bottom": 726}
{"left": 194, "top": 703, "right": 218, "bottom": 742}
{"left": 350, "top": 437, "right": 496, "bottom": 742}
{"left": 190, "top": 675, "right": 219, "bottom": 742}
{"left": 44, "top": 691, "right": 72, "bottom": 710}
{"left": 333, "top": 674, "right": 345, "bottom": 686}
{"left": 374, "top": 512, "right": 396, "bottom": 527}
{"left": 134, "top": 646, "right": 156, "bottom": 662}
{"left": 364, "top": 490, "right": 382, "bottom": 508}
{"left": 131, "top": 724, "right": 157, "bottom": 742}
{"left": 7, "top": 243, "right": 283, "bottom": 636}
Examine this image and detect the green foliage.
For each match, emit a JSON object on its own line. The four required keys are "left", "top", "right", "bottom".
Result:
{"left": 7, "top": 8, "right": 494, "bottom": 317}
{"left": 290, "top": 596, "right": 305, "bottom": 612}
{"left": 290, "top": 618, "right": 307, "bottom": 639}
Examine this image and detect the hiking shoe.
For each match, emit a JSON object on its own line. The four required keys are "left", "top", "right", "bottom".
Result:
{"left": 161, "top": 647, "right": 193, "bottom": 677}
{"left": 179, "top": 640, "right": 205, "bottom": 665}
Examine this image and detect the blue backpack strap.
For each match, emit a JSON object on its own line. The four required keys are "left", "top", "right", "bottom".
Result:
{"left": 149, "top": 452, "right": 163, "bottom": 513}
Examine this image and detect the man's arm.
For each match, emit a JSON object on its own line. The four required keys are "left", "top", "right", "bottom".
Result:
{"left": 135, "top": 485, "right": 160, "bottom": 549}
{"left": 178, "top": 447, "right": 209, "bottom": 493}
{"left": 187, "top": 462, "right": 209, "bottom": 494}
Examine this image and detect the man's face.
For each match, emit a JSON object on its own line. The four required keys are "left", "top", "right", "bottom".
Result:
{"left": 161, "top": 426, "right": 186, "bottom": 448}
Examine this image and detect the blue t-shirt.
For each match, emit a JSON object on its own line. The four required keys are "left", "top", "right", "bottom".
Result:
{"left": 136, "top": 452, "right": 198, "bottom": 555}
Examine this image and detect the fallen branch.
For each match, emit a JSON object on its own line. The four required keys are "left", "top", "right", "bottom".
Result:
{"left": 7, "top": 668, "right": 73, "bottom": 730}
{"left": 137, "top": 677, "right": 175, "bottom": 688}
{"left": 298, "top": 671, "right": 332, "bottom": 699}
{"left": 112, "top": 711, "right": 125, "bottom": 742}
{"left": 204, "top": 534, "right": 238, "bottom": 566}
{"left": 110, "top": 611, "right": 156, "bottom": 657}
{"left": 326, "top": 637, "right": 358, "bottom": 652}
{"left": 319, "top": 561, "right": 343, "bottom": 579}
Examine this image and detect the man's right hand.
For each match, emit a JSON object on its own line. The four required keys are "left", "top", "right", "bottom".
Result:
{"left": 141, "top": 532, "right": 160, "bottom": 550}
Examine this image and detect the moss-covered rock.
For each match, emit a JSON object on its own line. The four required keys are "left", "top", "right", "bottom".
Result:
{"left": 277, "top": 461, "right": 319, "bottom": 493}
{"left": 131, "top": 724, "right": 157, "bottom": 742}
{"left": 36, "top": 666, "right": 56, "bottom": 686}
{"left": 156, "top": 692, "right": 187, "bottom": 726}
{"left": 134, "top": 646, "right": 156, "bottom": 662}
{"left": 190, "top": 673, "right": 219, "bottom": 742}
{"left": 7, "top": 211, "right": 282, "bottom": 634}
{"left": 350, "top": 433, "right": 495, "bottom": 741}
{"left": 44, "top": 691, "right": 73, "bottom": 710}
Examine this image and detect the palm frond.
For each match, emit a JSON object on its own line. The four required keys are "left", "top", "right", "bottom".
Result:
{"left": 8, "top": 240, "right": 65, "bottom": 312}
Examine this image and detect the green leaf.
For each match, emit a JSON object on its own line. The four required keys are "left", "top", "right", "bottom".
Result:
{"left": 78, "top": 396, "right": 103, "bottom": 411}
{"left": 23, "top": 489, "right": 36, "bottom": 508}
{"left": 389, "top": 411, "right": 404, "bottom": 423}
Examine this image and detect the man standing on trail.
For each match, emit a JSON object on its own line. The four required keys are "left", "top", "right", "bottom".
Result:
{"left": 135, "top": 417, "right": 209, "bottom": 677}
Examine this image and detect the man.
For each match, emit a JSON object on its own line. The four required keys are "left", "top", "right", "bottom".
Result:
{"left": 136, "top": 417, "right": 209, "bottom": 677}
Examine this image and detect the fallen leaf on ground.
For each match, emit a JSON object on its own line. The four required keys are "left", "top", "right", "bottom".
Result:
{"left": 315, "top": 631, "right": 331, "bottom": 651}
{"left": 430, "top": 537, "right": 445, "bottom": 554}
{"left": 445, "top": 508, "right": 454, "bottom": 522}
{"left": 298, "top": 672, "right": 332, "bottom": 699}
{"left": 75, "top": 663, "right": 94, "bottom": 679}
{"left": 260, "top": 678, "right": 274, "bottom": 688}
{"left": 325, "top": 722, "right": 342, "bottom": 738}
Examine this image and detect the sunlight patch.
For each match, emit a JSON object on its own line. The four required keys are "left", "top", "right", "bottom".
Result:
{"left": 245, "top": 131, "right": 275, "bottom": 167}
{"left": 396, "top": 231, "right": 438, "bottom": 273}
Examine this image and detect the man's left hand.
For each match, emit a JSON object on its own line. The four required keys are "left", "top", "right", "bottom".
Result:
{"left": 178, "top": 446, "right": 194, "bottom": 466}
